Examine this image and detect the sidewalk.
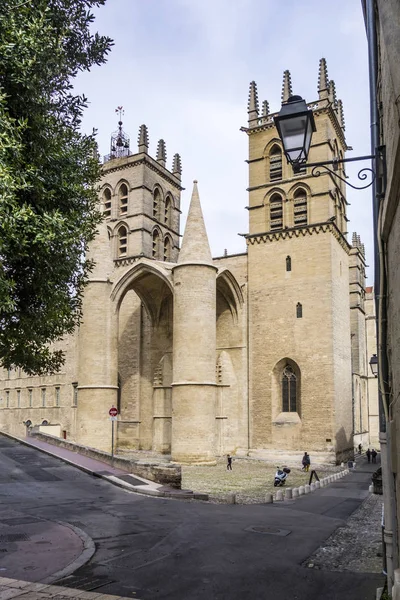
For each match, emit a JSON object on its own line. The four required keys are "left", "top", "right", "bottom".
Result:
{"left": 0, "top": 577, "right": 142, "bottom": 599}
{"left": 3, "top": 433, "right": 198, "bottom": 500}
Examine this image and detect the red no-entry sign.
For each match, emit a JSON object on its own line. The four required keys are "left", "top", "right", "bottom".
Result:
{"left": 109, "top": 406, "right": 118, "bottom": 417}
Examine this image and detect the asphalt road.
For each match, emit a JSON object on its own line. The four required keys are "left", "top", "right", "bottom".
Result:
{"left": 0, "top": 436, "right": 384, "bottom": 600}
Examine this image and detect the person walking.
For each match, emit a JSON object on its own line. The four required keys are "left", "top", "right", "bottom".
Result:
{"left": 371, "top": 449, "right": 378, "bottom": 463}
{"left": 358, "top": 443, "right": 362, "bottom": 455}
{"left": 366, "top": 448, "right": 371, "bottom": 463}
{"left": 302, "top": 452, "right": 310, "bottom": 472}
{"left": 227, "top": 454, "right": 233, "bottom": 471}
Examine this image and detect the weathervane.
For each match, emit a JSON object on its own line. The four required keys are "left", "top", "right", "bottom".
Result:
{"left": 104, "top": 106, "right": 131, "bottom": 162}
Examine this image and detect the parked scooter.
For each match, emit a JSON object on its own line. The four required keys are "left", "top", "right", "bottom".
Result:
{"left": 274, "top": 466, "right": 291, "bottom": 487}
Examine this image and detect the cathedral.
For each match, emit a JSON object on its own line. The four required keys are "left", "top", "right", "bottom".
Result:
{"left": 0, "top": 59, "right": 378, "bottom": 464}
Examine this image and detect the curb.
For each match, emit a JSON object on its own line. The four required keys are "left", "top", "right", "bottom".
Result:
{"left": 41, "top": 522, "right": 96, "bottom": 585}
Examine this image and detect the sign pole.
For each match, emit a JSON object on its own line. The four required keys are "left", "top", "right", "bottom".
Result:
{"left": 109, "top": 405, "right": 118, "bottom": 459}
{"left": 111, "top": 419, "right": 114, "bottom": 459}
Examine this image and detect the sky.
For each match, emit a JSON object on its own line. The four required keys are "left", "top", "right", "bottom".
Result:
{"left": 76, "top": 0, "right": 374, "bottom": 280}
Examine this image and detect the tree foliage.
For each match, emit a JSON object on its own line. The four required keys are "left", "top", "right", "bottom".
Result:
{"left": 0, "top": 0, "right": 112, "bottom": 374}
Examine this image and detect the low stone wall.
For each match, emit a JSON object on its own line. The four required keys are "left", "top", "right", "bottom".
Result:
{"left": 30, "top": 432, "right": 181, "bottom": 489}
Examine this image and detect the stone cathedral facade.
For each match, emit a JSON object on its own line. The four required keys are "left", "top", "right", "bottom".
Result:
{"left": 0, "top": 59, "right": 377, "bottom": 464}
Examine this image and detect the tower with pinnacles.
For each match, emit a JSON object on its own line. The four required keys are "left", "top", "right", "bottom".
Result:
{"left": 0, "top": 59, "right": 375, "bottom": 464}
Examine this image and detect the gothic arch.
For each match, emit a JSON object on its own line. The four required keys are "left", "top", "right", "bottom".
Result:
{"left": 153, "top": 184, "right": 164, "bottom": 221}
{"left": 111, "top": 259, "right": 173, "bottom": 325}
{"left": 216, "top": 268, "right": 244, "bottom": 323}
{"left": 163, "top": 233, "right": 173, "bottom": 262}
{"left": 115, "top": 178, "right": 130, "bottom": 195}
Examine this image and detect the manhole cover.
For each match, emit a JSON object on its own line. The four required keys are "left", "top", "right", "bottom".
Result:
{"left": 245, "top": 526, "right": 291, "bottom": 537}
{"left": 0, "top": 533, "right": 30, "bottom": 542}
{"left": 56, "top": 575, "right": 115, "bottom": 591}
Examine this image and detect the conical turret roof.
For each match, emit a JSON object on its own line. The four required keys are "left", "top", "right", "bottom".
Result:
{"left": 178, "top": 181, "right": 213, "bottom": 265}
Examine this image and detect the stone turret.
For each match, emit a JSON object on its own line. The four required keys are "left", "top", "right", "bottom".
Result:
{"left": 171, "top": 181, "right": 217, "bottom": 463}
{"left": 318, "top": 57, "right": 329, "bottom": 100}
{"left": 247, "top": 81, "right": 259, "bottom": 125}
{"left": 281, "top": 70, "right": 293, "bottom": 103}
{"left": 156, "top": 139, "right": 167, "bottom": 167}
{"left": 138, "top": 124, "right": 149, "bottom": 153}
{"left": 172, "top": 153, "right": 182, "bottom": 180}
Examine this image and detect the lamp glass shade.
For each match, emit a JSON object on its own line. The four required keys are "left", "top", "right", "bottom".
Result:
{"left": 369, "top": 354, "right": 378, "bottom": 377}
{"left": 274, "top": 96, "right": 316, "bottom": 167}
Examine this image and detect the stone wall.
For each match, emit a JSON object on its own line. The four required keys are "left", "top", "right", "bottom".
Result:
{"left": 31, "top": 431, "right": 181, "bottom": 488}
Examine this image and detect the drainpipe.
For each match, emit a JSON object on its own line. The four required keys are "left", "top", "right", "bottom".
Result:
{"left": 365, "top": 0, "right": 396, "bottom": 590}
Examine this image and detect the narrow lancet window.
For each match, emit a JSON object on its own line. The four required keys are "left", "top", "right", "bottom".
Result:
{"left": 286, "top": 256, "right": 291, "bottom": 271}
{"left": 269, "top": 145, "right": 282, "bottom": 181}
{"left": 270, "top": 193, "right": 283, "bottom": 231}
{"left": 152, "top": 229, "right": 160, "bottom": 259}
{"left": 294, "top": 189, "right": 307, "bottom": 226}
{"left": 164, "top": 236, "right": 171, "bottom": 261}
{"left": 153, "top": 189, "right": 161, "bottom": 220}
{"left": 118, "top": 226, "right": 127, "bottom": 257}
{"left": 103, "top": 188, "right": 112, "bottom": 218}
{"left": 119, "top": 183, "right": 128, "bottom": 215}
{"left": 296, "top": 302, "right": 303, "bottom": 318}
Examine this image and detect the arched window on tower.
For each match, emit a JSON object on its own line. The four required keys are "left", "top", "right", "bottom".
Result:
{"left": 282, "top": 365, "right": 297, "bottom": 412}
{"left": 152, "top": 229, "right": 160, "bottom": 259}
{"left": 286, "top": 256, "right": 291, "bottom": 272}
{"left": 296, "top": 302, "right": 303, "bottom": 318}
{"left": 165, "top": 195, "right": 172, "bottom": 227}
{"left": 269, "top": 193, "right": 283, "bottom": 231}
{"left": 153, "top": 188, "right": 161, "bottom": 220}
{"left": 103, "top": 188, "right": 112, "bottom": 218}
{"left": 293, "top": 188, "right": 307, "bottom": 226}
{"left": 118, "top": 225, "right": 127, "bottom": 257}
{"left": 269, "top": 145, "right": 282, "bottom": 181}
{"left": 164, "top": 236, "right": 171, "bottom": 262}
{"left": 119, "top": 183, "right": 128, "bottom": 215}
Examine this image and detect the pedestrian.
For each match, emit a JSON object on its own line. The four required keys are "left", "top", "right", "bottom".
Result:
{"left": 366, "top": 448, "right": 371, "bottom": 463}
{"left": 358, "top": 443, "right": 362, "bottom": 455}
{"left": 227, "top": 454, "right": 232, "bottom": 470}
{"left": 371, "top": 449, "right": 378, "bottom": 463}
{"left": 302, "top": 452, "right": 310, "bottom": 472}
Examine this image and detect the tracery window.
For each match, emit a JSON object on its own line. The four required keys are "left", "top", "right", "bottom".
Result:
{"left": 119, "top": 183, "right": 128, "bottom": 216}
{"left": 282, "top": 365, "right": 297, "bottom": 412}
{"left": 294, "top": 188, "right": 307, "bottom": 226}
{"left": 269, "top": 145, "right": 282, "bottom": 181}
{"left": 103, "top": 188, "right": 112, "bottom": 218}
{"left": 118, "top": 225, "right": 128, "bottom": 257}
{"left": 269, "top": 193, "right": 283, "bottom": 231}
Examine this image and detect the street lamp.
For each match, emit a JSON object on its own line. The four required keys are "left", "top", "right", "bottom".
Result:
{"left": 274, "top": 95, "right": 316, "bottom": 172}
{"left": 274, "top": 94, "right": 384, "bottom": 191}
{"left": 369, "top": 354, "right": 378, "bottom": 377}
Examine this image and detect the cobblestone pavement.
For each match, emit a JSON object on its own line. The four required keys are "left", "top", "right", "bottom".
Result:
{"left": 305, "top": 492, "right": 384, "bottom": 573}
{"left": 181, "top": 458, "right": 338, "bottom": 503}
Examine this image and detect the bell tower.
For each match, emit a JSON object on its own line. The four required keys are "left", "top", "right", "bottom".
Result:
{"left": 99, "top": 111, "right": 183, "bottom": 266}
{"left": 243, "top": 59, "right": 353, "bottom": 461}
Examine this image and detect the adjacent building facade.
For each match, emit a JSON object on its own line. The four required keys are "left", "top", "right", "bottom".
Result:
{"left": 0, "top": 60, "right": 377, "bottom": 465}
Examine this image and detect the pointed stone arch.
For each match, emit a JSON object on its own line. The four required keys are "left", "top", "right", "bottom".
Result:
{"left": 216, "top": 268, "right": 244, "bottom": 323}
{"left": 111, "top": 259, "right": 173, "bottom": 326}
